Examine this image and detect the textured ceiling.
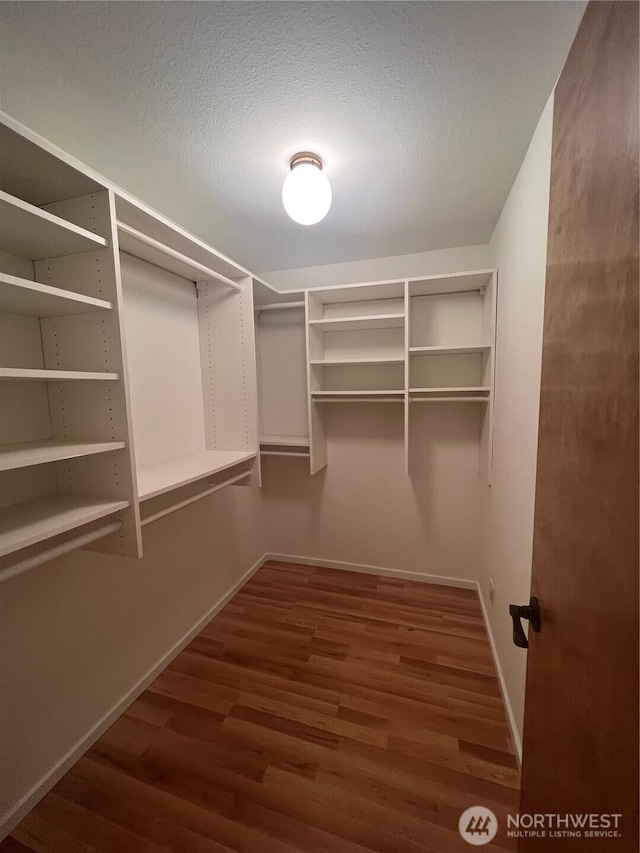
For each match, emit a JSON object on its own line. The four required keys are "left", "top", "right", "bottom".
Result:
{"left": 1, "top": 1, "right": 585, "bottom": 273}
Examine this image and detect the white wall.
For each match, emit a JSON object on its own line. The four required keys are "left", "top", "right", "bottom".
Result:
{"left": 261, "top": 403, "right": 487, "bottom": 583}
{"left": 263, "top": 243, "right": 493, "bottom": 290}
{"left": 0, "top": 486, "right": 265, "bottom": 831}
{"left": 482, "top": 95, "right": 554, "bottom": 752}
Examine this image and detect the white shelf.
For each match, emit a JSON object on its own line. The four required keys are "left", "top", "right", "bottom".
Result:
{"left": 0, "top": 494, "right": 130, "bottom": 557}
{"left": 0, "top": 273, "right": 114, "bottom": 317}
{"left": 309, "top": 314, "right": 405, "bottom": 332}
{"left": 260, "top": 435, "right": 310, "bottom": 447}
{"left": 0, "top": 368, "right": 119, "bottom": 382}
{"left": 137, "top": 449, "right": 256, "bottom": 501}
{"left": 0, "top": 190, "right": 108, "bottom": 259}
{"left": 409, "top": 387, "right": 490, "bottom": 394}
{"left": 261, "top": 449, "right": 311, "bottom": 457}
{"left": 314, "top": 397, "right": 404, "bottom": 404}
{"left": 408, "top": 270, "right": 494, "bottom": 297}
{"left": 311, "top": 391, "right": 404, "bottom": 404}
{"left": 409, "top": 345, "right": 490, "bottom": 356}
{"left": 410, "top": 396, "right": 490, "bottom": 403}
{"left": 310, "top": 357, "right": 404, "bottom": 366}
{"left": 0, "top": 439, "right": 127, "bottom": 471}
{"left": 117, "top": 222, "right": 242, "bottom": 291}
{"left": 312, "top": 390, "right": 404, "bottom": 396}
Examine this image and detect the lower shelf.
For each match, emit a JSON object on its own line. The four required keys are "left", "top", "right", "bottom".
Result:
{"left": 409, "top": 387, "right": 490, "bottom": 403}
{"left": 137, "top": 449, "right": 256, "bottom": 501}
{"left": 260, "top": 435, "right": 310, "bottom": 447}
{"left": 0, "top": 368, "right": 120, "bottom": 382}
{"left": 0, "top": 439, "right": 127, "bottom": 471}
{"left": 312, "top": 390, "right": 404, "bottom": 403}
{"left": 410, "top": 397, "right": 490, "bottom": 403}
{"left": 0, "top": 494, "right": 130, "bottom": 557}
{"left": 260, "top": 434, "right": 311, "bottom": 458}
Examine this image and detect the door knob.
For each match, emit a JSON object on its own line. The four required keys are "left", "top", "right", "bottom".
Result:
{"left": 509, "top": 597, "right": 541, "bottom": 649}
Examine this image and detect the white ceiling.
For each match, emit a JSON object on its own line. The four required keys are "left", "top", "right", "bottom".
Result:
{"left": 1, "top": 2, "right": 585, "bottom": 274}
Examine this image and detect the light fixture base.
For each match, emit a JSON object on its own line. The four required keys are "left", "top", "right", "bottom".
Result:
{"left": 290, "top": 152, "right": 323, "bottom": 171}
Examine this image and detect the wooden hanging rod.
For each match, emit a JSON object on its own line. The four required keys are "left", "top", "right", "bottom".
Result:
{"left": 141, "top": 470, "right": 251, "bottom": 527}
{"left": 0, "top": 519, "right": 124, "bottom": 583}
{"left": 117, "top": 222, "right": 243, "bottom": 292}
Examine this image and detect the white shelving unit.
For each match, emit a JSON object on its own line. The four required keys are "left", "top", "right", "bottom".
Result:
{"left": 254, "top": 280, "right": 309, "bottom": 459}
{"left": 0, "top": 111, "right": 498, "bottom": 574}
{"left": 305, "top": 280, "right": 406, "bottom": 473}
{"left": 0, "top": 118, "right": 142, "bottom": 572}
{"left": 302, "top": 271, "right": 497, "bottom": 481}
{"left": 407, "top": 270, "right": 496, "bottom": 480}
{"left": 0, "top": 114, "right": 262, "bottom": 576}
{"left": 115, "top": 196, "right": 260, "bottom": 517}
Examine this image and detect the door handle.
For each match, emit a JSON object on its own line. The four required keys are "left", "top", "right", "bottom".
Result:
{"left": 509, "top": 597, "right": 541, "bottom": 649}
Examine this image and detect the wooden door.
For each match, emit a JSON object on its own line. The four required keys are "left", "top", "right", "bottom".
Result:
{"left": 518, "top": 2, "right": 639, "bottom": 851}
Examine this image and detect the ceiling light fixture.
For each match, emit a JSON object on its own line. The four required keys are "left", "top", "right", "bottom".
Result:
{"left": 282, "top": 152, "right": 331, "bottom": 225}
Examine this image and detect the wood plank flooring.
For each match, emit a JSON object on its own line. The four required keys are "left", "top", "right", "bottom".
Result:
{"left": 2, "top": 562, "right": 520, "bottom": 852}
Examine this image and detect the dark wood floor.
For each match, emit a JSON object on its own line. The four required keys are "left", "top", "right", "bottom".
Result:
{"left": 2, "top": 561, "right": 520, "bottom": 852}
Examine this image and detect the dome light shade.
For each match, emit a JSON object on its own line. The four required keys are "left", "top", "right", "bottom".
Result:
{"left": 282, "top": 153, "right": 331, "bottom": 225}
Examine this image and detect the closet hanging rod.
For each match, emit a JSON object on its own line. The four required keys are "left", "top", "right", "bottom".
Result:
{"left": 0, "top": 519, "right": 124, "bottom": 583}
{"left": 117, "top": 222, "right": 243, "bottom": 292}
{"left": 255, "top": 302, "right": 305, "bottom": 312}
{"left": 141, "top": 470, "right": 251, "bottom": 527}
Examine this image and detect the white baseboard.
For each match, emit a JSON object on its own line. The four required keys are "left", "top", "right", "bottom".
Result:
{"left": 266, "top": 552, "right": 522, "bottom": 764}
{"left": 476, "top": 585, "right": 523, "bottom": 764}
{"left": 0, "top": 552, "right": 270, "bottom": 840}
{"left": 265, "top": 552, "right": 478, "bottom": 590}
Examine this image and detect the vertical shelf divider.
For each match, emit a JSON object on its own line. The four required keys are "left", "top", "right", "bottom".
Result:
{"left": 404, "top": 281, "right": 410, "bottom": 474}
{"left": 305, "top": 290, "right": 328, "bottom": 474}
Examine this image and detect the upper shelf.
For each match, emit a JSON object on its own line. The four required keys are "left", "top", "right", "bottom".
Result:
{"left": 0, "top": 121, "right": 105, "bottom": 207}
{"left": 0, "top": 273, "right": 114, "bottom": 317}
{"left": 0, "top": 190, "right": 108, "bottom": 259}
{"left": 116, "top": 222, "right": 243, "bottom": 291}
{"left": 115, "top": 194, "right": 248, "bottom": 285}
{"left": 408, "top": 270, "right": 494, "bottom": 297}
{"left": 309, "top": 281, "right": 406, "bottom": 305}
{"left": 137, "top": 449, "right": 256, "bottom": 501}
{"left": 309, "top": 313, "right": 405, "bottom": 332}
